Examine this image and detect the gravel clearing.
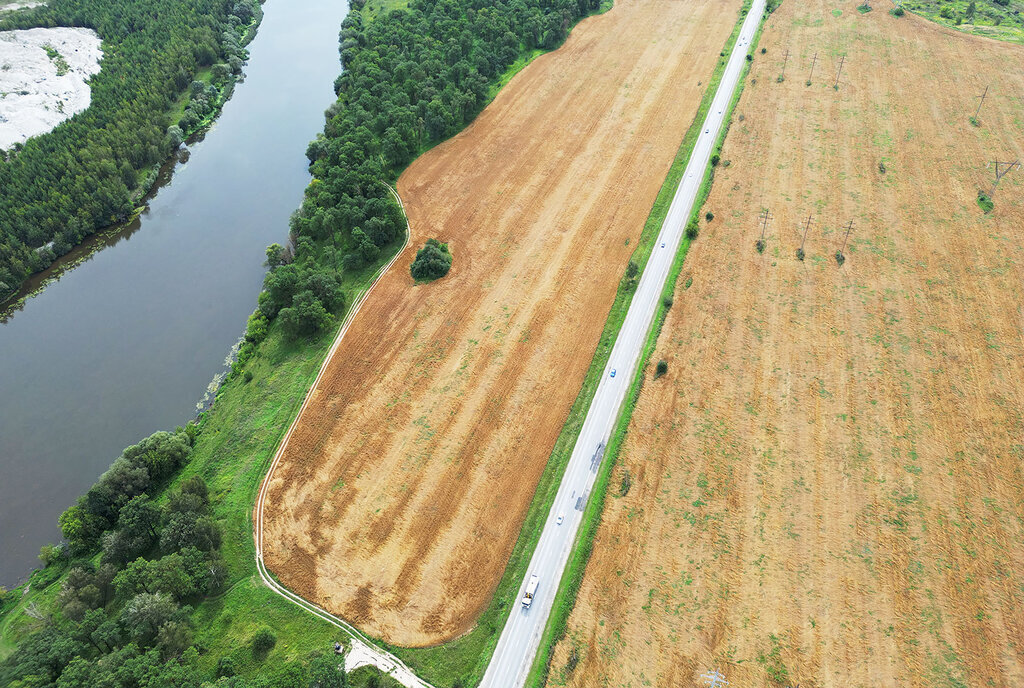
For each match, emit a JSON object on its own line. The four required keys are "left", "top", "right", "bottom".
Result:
{"left": 0, "top": 27, "right": 102, "bottom": 150}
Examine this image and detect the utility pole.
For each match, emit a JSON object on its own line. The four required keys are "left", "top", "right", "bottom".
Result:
{"left": 836, "top": 220, "right": 854, "bottom": 265}
{"left": 700, "top": 669, "right": 730, "bottom": 688}
{"left": 797, "top": 214, "right": 813, "bottom": 260}
{"left": 807, "top": 51, "right": 818, "bottom": 85}
{"left": 974, "top": 85, "right": 989, "bottom": 120}
{"left": 988, "top": 159, "right": 1020, "bottom": 197}
{"left": 833, "top": 54, "right": 846, "bottom": 89}
{"left": 756, "top": 208, "right": 773, "bottom": 253}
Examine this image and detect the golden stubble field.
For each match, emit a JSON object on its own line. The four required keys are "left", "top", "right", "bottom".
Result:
{"left": 260, "top": 0, "right": 741, "bottom": 646}
{"left": 547, "top": 2, "right": 1024, "bottom": 687}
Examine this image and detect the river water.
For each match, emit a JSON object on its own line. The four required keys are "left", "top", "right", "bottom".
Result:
{"left": 0, "top": 0, "right": 347, "bottom": 584}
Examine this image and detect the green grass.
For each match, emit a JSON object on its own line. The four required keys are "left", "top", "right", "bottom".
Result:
{"left": 360, "top": 0, "right": 410, "bottom": 22}
{"left": 524, "top": 2, "right": 769, "bottom": 684}
{"left": 898, "top": 0, "right": 1024, "bottom": 43}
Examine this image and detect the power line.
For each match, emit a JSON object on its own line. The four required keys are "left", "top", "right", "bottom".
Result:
{"left": 797, "top": 214, "right": 813, "bottom": 260}
{"left": 988, "top": 159, "right": 1020, "bottom": 197}
{"left": 974, "top": 85, "right": 989, "bottom": 120}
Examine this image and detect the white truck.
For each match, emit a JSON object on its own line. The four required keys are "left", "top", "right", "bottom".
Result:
{"left": 521, "top": 574, "right": 539, "bottom": 608}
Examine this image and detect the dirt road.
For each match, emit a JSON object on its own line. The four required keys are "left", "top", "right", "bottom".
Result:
{"left": 546, "top": 2, "right": 1024, "bottom": 687}
{"left": 261, "top": 0, "right": 741, "bottom": 646}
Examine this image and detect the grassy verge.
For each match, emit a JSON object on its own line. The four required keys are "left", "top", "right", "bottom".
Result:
{"left": 523, "top": 3, "right": 770, "bottom": 684}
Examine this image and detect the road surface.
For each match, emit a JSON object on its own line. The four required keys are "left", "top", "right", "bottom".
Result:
{"left": 478, "top": 1, "right": 767, "bottom": 685}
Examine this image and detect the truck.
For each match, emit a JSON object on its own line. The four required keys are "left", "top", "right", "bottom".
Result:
{"left": 521, "top": 574, "right": 539, "bottom": 608}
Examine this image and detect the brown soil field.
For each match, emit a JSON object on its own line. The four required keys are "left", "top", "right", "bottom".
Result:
{"left": 260, "top": 0, "right": 742, "bottom": 646}
{"left": 546, "top": 2, "right": 1024, "bottom": 687}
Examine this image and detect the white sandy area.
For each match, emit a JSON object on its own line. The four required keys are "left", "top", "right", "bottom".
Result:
{"left": 0, "top": 1, "right": 45, "bottom": 11}
{"left": 0, "top": 27, "right": 101, "bottom": 149}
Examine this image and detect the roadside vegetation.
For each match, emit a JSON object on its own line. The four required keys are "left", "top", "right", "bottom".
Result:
{"left": 0, "top": 0, "right": 263, "bottom": 304}
{"left": 541, "top": 0, "right": 1024, "bottom": 684}
{"left": 0, "top": 0, "right": 614, "bottom": 684}
{"left": 525, "top": 0, "right": 773, "bottom": 682}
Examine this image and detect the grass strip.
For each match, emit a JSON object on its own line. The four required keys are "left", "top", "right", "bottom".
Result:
{"left": 523, "top": 3, "right": 771, "bottom": 684}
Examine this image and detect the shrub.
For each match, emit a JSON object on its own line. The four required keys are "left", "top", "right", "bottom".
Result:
{"left": 705, "top": 211, "right": 715, "bottom": 222}
{"left": 756, "top": 239, "right": 766, "bottom": 253}
{"left": 796, "top": 247, "right": 805, "bottom": 261}
{"left": 746, "top": 53, "right": 753, "bottom": 61}
{"left": 890, "top": 5, "right": 905, "bottom": 15}
{"left": 760, "top": 47, "right": 767, "bottom": 54}
{"left": 565, "top": 647, "right": 580, "bottom": 674}
{"left": 835, "top": 250, "right": 846, "bottom": 266}
{"left": 410, "top": 238, "right": 453, "bottom": 282}
{"left": 663, "top": 294, "right": 674, "bottom": 308}
{"left": 625, "top": 260, "right": 639, "bottom": 282}
{"left": 655, "top": 360, "right": 668, "bottom": 378}
{"left": 878, "top": 161, "right": 887, "bottom": 174}
{"left": 217, "top": 656, "right": 237, "bottom": 678}
{"left": 969, "top": 115, "right": 980, "bottom": 127}
{"left": 977, "top": 191, "right": 994, "bottom": 213}
{"left": 252, "top": 628, "right": 277, "bottom": 656}
{"left": 243, "top": 369, "right": 254, "bottom": 383}
{"left": 686, "top": 220, "right": 700, "bottom": 240}
{"left": 710, "top": 153, "right": 720, "bottom": 166}
{"left": 619, "top": 471, "right": 632, "bottom": 497}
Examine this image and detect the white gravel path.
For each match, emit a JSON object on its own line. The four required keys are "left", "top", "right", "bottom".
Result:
{"left": 0, "top": 27, "right": 102, "bottom": 149}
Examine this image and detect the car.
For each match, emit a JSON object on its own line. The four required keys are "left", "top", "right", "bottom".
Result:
{"left": 556, "top": 513, "right": 564, "bottom": 525}
{"left": 610, "top": 369, "right": 617, "bottom": 378}
{"left": 661, "top": 242, "right": 666, "bottom": 248}
{"left": 705, "top": 128, "right": 709, "bottom": 133}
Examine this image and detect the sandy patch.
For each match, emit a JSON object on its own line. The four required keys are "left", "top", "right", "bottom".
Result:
{"left": 0, "top": 27, "right": 102, "bottom": 150}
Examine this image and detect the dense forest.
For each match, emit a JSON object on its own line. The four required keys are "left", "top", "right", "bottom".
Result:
{"left": 256, "top": 0, "right": 603, "bottom": 342}
{"left": 1, "top": 0, "right": 604, "bottom": 683}
{"left": 0, "top": 428, "right": 348, "bottom": 688}
{"left": 0, "top": 0, "right": 262, "bottom": 302}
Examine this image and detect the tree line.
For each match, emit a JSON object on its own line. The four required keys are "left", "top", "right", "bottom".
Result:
{"left": 0, "top": 0, "right": 262, "bottom": 303}
{"left": 255, "top": 0, "right": 602, "bottom": 343}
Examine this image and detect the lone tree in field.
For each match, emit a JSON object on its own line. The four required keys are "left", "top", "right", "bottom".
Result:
{"left": 410, "top": 238, "right": 453, "bottom": 282}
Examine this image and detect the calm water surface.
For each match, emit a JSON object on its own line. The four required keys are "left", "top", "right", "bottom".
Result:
{"left": 0, "top": 0, "right": 348, "bottom": 584}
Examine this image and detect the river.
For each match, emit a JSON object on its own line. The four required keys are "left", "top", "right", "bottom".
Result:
{"left": 0, "top": 0, "right": 348, "bottom": 585}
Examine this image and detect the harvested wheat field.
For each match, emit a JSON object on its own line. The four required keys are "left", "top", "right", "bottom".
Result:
{"left": 546, "top": 2, "right": 1024, "bottom": 687}
{"left": 261, "top": 0, "right": 742, "bottom": 646}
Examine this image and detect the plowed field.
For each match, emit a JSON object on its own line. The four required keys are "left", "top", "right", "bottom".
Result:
{"left": 546, "top": 2, "right": 1024, "bottom": 686}
{"left": 261, "top": 0, "right": 741, "bottom": 646}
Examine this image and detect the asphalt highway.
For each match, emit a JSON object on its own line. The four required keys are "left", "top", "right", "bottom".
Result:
{"left": 478, "top": 2, "right": 768, "bottom": 684}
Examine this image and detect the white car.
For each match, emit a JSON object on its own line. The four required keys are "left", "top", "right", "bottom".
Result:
{"left": 556, "top": 513, "right": 564, "bottom": 525}
{"left": 661, "top": 242, "right": 666, "bottom": 248}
